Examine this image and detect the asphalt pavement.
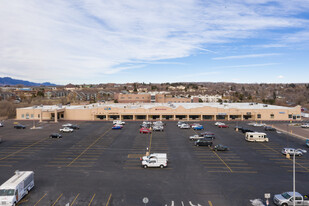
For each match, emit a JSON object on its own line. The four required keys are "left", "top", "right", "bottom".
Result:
{"left": 0, "top": 120, "right": 308, "bottom": 206}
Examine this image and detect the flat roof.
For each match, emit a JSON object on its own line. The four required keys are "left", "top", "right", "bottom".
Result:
{"left": 0, "top": 171, "right": 33, "bottom": 189}
{"left": 20, "top": 102, "right": 297, "bottom": 110}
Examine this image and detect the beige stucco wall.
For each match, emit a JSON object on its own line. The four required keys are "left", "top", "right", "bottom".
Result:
{"left": 16, "top": 104, "right": 302, "bottom": 121}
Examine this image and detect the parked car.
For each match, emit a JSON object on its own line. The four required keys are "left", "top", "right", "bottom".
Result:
{"left": 240, "top": 128, "right": 254, "bottom": 133}
{"left": 50, "top": 133, "right": 62, "bottom": 138}
{"left": 68, "top": 125, "right": 80, "bottom": 130}
{"left": 218, "top": 124, "right": 229, "bottom": 128}
{"left": 0, "top": 122, "right": 3, "bottom": 127}
{"left": 264, "top": 126, "right": 276, "bottom": 131}
{"left": 14, "top": 124, "right": 26, "bottom": 129}
{"left": 191, "top": 123, "right": 201, "bottom": 128}
{"left": 213, "top": 144, "right": 229, "bottom": 151}
{"left": 193, "top": 125, "right": 204, "bottom": 130}
{"left": 301, "top": 123, "right": 309, "bottom": 128}
{"left": 194, "top": 138, "right": 213, "bottom": 147}
{"left": 153, "top": 121, "right": 165, "bottom": 126}
{"left": 59, "top": 127, "right": 73, "bottom": 133}
{"left": 253, "top": 123, "right": 266, "bottom": 127}
{"left": 62, "top": 123, "right": 73, "bottom": 127}
{"left": 112, "top": 125, "right": 122, "bottom": 130}
{"left": 273, "top": 191, "right": 309, "bottom": 206}
{"left": 203, "top": 134, "right": 215, "bottom": 139}
{"left": 140, "top": 128, "right": 152, "bottom": 134}
{"left": 200, "top": 132, "right": 215, "bottom": 136}
{"left": 180, "top": 124, "right": 190, "bottom": 129}
{"left": 281, "top": 148, "right": 307, "bottom": 156}
{"left": 214, "top": 122, "right": 225, "bottom": 126}
{"left": 189, "top": 135, "right": 205, "bottom": 141}
{"left": 113, "top": 120, "right": 125, "bottom": 125}
{"left": 153, "top": 125, "right": 164, "bottom": 131}
{"left": 306, "top": 139, "right": 309, "bottom": 147}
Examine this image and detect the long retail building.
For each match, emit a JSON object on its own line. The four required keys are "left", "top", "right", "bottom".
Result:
{"left": 16, "top": 103, "right": 301, "bottom": 122}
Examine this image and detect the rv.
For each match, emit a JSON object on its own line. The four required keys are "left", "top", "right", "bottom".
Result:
{"left": 245, "top": 132, "right": 269, "bottom": 142}
{"left": 0, "top": 171, "right": 34, "bottom": 206}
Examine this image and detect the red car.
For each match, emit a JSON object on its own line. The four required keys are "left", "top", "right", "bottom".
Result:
{"left": 218, "top": 124, "right": 229, "bottom": 128}
{"left": 140, "top": 128, "right": 152, "bottom": 134}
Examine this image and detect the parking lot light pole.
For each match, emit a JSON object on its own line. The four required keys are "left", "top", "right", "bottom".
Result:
{"left": 292, "top": 149, "right": 302, "bottom": 206}
{"left": 293, "top": 151, "right": 296, "bottom": 206}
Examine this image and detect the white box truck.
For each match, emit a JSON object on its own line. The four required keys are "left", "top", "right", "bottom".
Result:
{"left": 140, "top": 153, "right": 167, "bottom": 161}
{"left": 0, "top": 171, "right": 34, "bottom": 206}
{"left": 245, "top": 132, "right": 269, "bottom": 142}
{"left": 142, "top": 156, "right": 167, "bottom": 168}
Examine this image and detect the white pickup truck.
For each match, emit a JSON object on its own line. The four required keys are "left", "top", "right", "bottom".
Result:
{"left": 273, "top": 192, "right": 309, "bottom": 206}
{"left": 59, "top": 127, "right": 73, "bottom": 133}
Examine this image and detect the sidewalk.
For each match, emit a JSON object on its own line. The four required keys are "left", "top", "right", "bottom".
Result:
{"left": 272, "top": 124, "right": 308, "bottom": 141}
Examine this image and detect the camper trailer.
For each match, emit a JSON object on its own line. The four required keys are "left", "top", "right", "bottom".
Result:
{"left": 245, "top": 132, "right": 269, "bottom": 142}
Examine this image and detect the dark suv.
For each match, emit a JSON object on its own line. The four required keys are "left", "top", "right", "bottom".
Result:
{"left": 50, "top": 133, "right": 62, "bottom": 138}
{"left": 241, "top": 128, "right": 254, "bottom": 133}
{"left": 264, "top": 126, "right": 276, "bottom": 131}
{"left": 69, "top": 125, "right": 80, "bottom": 130}
{"left": 14, "top": 124, "right": 26, "bottom": 129}
{"left": 195, "top": 138, "right": 213, "bottom": 146}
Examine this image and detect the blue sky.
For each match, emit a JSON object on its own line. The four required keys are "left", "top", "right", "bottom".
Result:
{"left": 1, "top": 0, "right": 309, "bottom": 84}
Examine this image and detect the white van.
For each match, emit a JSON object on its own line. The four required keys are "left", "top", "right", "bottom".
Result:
{"left": 142, "top": 155, "right": 167, "bottom": 168}
{"left": 0, "top": 171, "right": 34, "bottom": 206}
{"left": 140, "top": 153, "right": 167, "bottom": 161}
{"left": 245, "top": 132, "right": 269, "bottom": 142}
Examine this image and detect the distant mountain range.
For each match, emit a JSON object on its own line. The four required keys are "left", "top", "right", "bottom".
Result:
{"left": 0, "top": 77, "right": 57, "bottom": 86}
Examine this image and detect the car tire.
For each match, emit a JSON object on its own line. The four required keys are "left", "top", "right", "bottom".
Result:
{"left": 160, "top": 165, "right": 164, "bottom": 168}
{"left": 143, "top": 165, "right": 147, "bottom": 169}
{"left": 282, "top": 204, "right": 288, "bottom": 206}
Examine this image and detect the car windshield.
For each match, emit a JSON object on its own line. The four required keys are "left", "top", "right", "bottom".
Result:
{"left": 281, "top": 192, "right": 291, "bottom": 199}
{"left": 0, "top": 189, "right": 15, "bottom": 196}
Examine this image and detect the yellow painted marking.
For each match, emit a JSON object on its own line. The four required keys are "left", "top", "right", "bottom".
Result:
{"left": 0, "top": 138, "right": 48, "bottom": 161}
{"left": 88, "top": 194, "right": 96, "bottom": 206}
{"left": 128, "top": 154, "right": 144, "bottom": 158}
{"left": 67, "top": 129, "right": 111, "bottom": 167}
{"left": 52, "top": 193, "right": 63, "bottom": 206}
{"left": 208, "top": 201, "right": 213, "bottom": 206}
{"left": 34, "top": 193, "right": 47, "bottom": 206}
{"left": 211, "top": 151, "right": 233, "bottom": 172}
{"left": 16, "top": 199, "right": 28, "bottom": 205}
{"left": 106, "top": 193, "right": 112, "bottom": 206}
{"left": 71, "top": 193, "right": 80, "bottom": 206}
{"left": 261, "top": 143, "right": 309, "bottom": 172}
{"left": 232, "top": 171, "right": 258, "bottom": 173}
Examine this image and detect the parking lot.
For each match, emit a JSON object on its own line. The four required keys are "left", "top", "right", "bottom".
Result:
{"left": 0, "top": 120, "right": 308, "bottom": 206}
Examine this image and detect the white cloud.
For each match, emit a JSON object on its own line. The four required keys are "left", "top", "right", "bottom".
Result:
{"left": 212, "top": 53, "right": 281, "bottom": 60}
{"left": 0, "top": 0, "right": 308, "bottom": 83}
